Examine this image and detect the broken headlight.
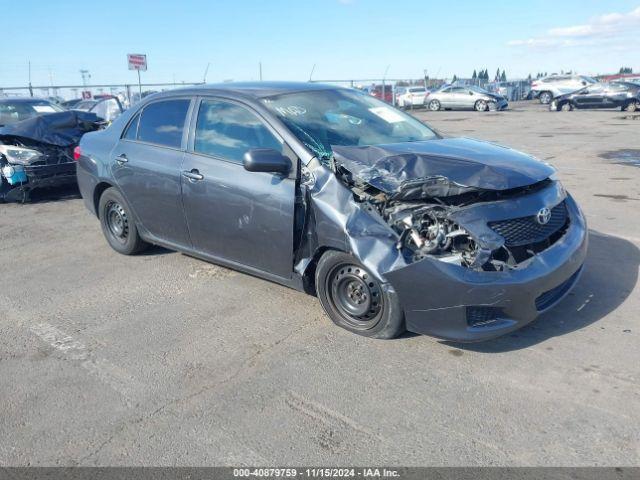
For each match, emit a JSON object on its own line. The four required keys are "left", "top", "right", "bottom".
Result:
{"left": 0, "top": 145, "right": 42, "bottom": 165}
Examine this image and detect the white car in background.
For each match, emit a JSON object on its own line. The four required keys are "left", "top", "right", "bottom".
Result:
{"left": 396, "top": 86, "right": 428, "bottom": 108}
{"left": 531, "top": 75, "right": 598, "bottom": 104}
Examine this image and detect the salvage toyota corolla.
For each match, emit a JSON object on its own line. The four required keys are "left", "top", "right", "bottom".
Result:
{"left": 76, "top": 82, "right": 587, "bottom": 341}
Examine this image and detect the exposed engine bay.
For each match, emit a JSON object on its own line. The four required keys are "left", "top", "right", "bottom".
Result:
{"left": 329, "top": 142, "right": 569, "bottom": 272}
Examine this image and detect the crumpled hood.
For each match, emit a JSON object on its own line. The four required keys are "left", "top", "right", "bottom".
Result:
{"left": 332, "top": 137, "right": 555, "bottom": 198}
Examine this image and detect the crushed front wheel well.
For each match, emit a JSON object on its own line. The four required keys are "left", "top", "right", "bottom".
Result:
{"left": 301, "top": 247, "right": 343, "bottom": 296}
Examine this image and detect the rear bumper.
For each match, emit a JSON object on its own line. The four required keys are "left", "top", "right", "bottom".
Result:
{"left": 384, "top": 195, "right": 588, "bottom": 342}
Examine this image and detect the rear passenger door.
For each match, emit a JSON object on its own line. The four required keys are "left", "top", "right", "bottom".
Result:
{"left": 111, "top": 98, "right": 193, "bottom": 247}
{"left": 181, "top": 97, "right": 297, "bottom": 279}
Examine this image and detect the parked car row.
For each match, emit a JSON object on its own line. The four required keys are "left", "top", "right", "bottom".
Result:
{"left": 392, "top": 85, "right": 509, "bottom": 112}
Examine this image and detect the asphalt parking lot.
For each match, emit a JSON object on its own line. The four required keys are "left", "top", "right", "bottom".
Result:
{"left": 1, "top": 101, "right": 639, "bottom": 466}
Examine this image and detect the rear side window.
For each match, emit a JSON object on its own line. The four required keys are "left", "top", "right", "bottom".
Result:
{"left": 137, "top": 99, "right": 190, "bottom": 148}
{"left": 123, "top": 113, "right": 140, "bottom": 140}
{"left": 194, "top": 99, "right": 282, "bottom": 163}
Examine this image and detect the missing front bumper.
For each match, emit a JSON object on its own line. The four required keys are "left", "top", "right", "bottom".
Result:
{"left": 383, "top": 197, "right": 588, "bottom": 342}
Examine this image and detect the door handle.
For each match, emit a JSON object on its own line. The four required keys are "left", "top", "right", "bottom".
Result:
{"left": 182, "top": 169, "right": 204, "bottom": 181}
{"left": 115, "top": 154, "right": 128, "bottom": 164}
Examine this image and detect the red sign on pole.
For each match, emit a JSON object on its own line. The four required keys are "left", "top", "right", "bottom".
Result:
{"left": 127, "top": 54, "right": 147, "bottom": 71}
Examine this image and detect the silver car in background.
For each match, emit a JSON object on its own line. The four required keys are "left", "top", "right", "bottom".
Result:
{"left": 530, "top": 75, "right": 598, "bottom": 104}
{"left": 427, "top": 85, "right": 508, "bottom": 112}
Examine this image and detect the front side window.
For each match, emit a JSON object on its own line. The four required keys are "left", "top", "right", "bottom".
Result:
{"left": 137, "top": 99, "right": 190, "bottom": 148}
{"left": 262, "top": 89, "right": 437, "bottom": 161}
{"left": 194, "top": 99, "right": 283, "bottom": 163}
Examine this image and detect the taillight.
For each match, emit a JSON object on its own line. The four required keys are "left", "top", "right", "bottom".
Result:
{"left": 73, "top": 146, "right": 81, "bottom": 161}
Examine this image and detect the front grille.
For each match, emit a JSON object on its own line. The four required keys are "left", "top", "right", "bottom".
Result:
{"left": 489, "top": 201, "right": 567, "bottom": 247}
{"left": 466, "top": 306, "right": 502, "bottom": 328}
{"left": 535, "top": 268, "right": 582, "bottom": 311}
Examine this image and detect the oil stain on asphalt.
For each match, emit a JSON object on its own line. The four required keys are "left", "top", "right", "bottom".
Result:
{"left": 599, "top": 149, "right": 640, "bottom": 167}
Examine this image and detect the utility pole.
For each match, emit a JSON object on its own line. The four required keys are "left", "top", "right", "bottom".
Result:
{"left": 259, "top": 62, "right": 263, "bottom": 81}
{"left": 203, "top": 62, "right": 210, "bottom": 83}
{"left": 308, "top": 64, "right": 316, "bottom": 82}
{"left": 28, "top": 61, "right": 34, "bottom": 97}
{"left": 382, "top": 64, "right": 390, "bottom": 104}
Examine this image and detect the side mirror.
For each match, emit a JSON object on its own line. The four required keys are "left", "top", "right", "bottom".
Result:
{"left": 243, "top": 148, "right": 291, "bottom": 175}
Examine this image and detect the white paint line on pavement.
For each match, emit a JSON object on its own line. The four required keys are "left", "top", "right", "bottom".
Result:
{"left": 576, "top": 294, "right": 594, "bottom": 312}
{"left": 29, "top": 322, "right": 142, "bottom": 407}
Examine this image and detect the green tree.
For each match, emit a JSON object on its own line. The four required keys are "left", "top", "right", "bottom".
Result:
{"left": 472, "top": 70, "right": 477, "bottom": 80}
{"left": 452, "top": 74, "right": 458, "bottom": 83}
{"left": 500, "top": 70, "right": 507, "bottom": 82}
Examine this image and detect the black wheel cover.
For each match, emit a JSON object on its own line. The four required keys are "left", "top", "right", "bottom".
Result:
{"left": 104, "top": 200, "right": 129, "bottom": 244}
{"left": 325, "top": 263, "right": 384, "bottom": 330}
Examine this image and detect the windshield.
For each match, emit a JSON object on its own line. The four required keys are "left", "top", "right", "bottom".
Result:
{"left": 262, "top": 89, "right": 438, "bottom": 160}
{"left": 74, "top": 100, "right": 98, "bottom": 111}
{"left": 0, "top": 100, "right": 64, "bottom": 126}
{"left": 469, "top": 85, "right": 490, "bottom": 94}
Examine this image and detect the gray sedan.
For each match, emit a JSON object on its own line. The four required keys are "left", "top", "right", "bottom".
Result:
{"left": 75, "top": 82, "right": 584, "bottom": 342}
{"left": 427, "top": 85, "right": 508, "bottom": 111}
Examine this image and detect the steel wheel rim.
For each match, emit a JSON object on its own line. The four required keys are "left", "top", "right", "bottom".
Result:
{"left": 430, "top": 101, "right": 439, "bottom": 111}
{"left": 326, "top": 264, "right": 383, "bottom": 329}
{"left": 476, "top": 100, "right": 487, "bottom": 111}
{"left": 105, "top": 201, "right": 129, "bottom": 243}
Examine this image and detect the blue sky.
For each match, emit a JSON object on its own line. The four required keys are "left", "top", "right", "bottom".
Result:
{"left": 2, "top": 0, "right": 639, "bottom": 88}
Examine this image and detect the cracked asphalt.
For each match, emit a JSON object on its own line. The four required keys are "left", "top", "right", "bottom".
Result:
{"left": 1, "top": 102, "right": 639, "bottom": 466}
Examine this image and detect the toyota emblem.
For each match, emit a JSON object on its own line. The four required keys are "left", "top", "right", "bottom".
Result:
{"left": 536, "top": 207, "right": 552, "bottom": 225}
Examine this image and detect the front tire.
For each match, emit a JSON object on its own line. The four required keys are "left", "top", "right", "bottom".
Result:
{"left": 474, "top": 100, "right": 488, "bottom": 112}
{"left": 315, "top": 251, "right": 405, "bottom": 339}
{"left": 625, "top": 101, "right": 638, "bottom": 112}
{"left": 428, "top": 99, "right": 441, "bottom": 111}
{"left": 98, "top": 187, "right": 148, "bottom": 255}
{"left": 539, "top": 91, "right": 553, "bottom": 104}
{"left": 560, "top": 102, "right": 573, "bottom": 112}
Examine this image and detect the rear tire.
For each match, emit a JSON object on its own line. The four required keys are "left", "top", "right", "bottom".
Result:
{"left": 315, "top": 251, "right": 405, "bottom": 339}
{"left": 560, "top": 102, "right": 573, "bottom": 112}
{"left": 539, "top": 91, "right": 553, "bottom": 105}
{"left": 428, "top": 99, "right": 441, "bottom": 111}
{"left": 98, "top": 187, "right": 148, "bottom": 255}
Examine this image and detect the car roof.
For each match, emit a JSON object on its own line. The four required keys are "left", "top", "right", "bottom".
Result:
{"left": 149, "top": 81, "right": 349, "bottom": 100}
{"left": 0, "top": 97, "right": 53, "bottom": 104}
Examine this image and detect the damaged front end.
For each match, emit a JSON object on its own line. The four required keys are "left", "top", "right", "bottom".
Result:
{"left": 0, "top": 111, "right": 102, "bottom": 202}
{"left": 304, "top": 139, "right": 588, "bottom": 341}
{"left": 330, "top": 139, "right": 568, "bottom": 273}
